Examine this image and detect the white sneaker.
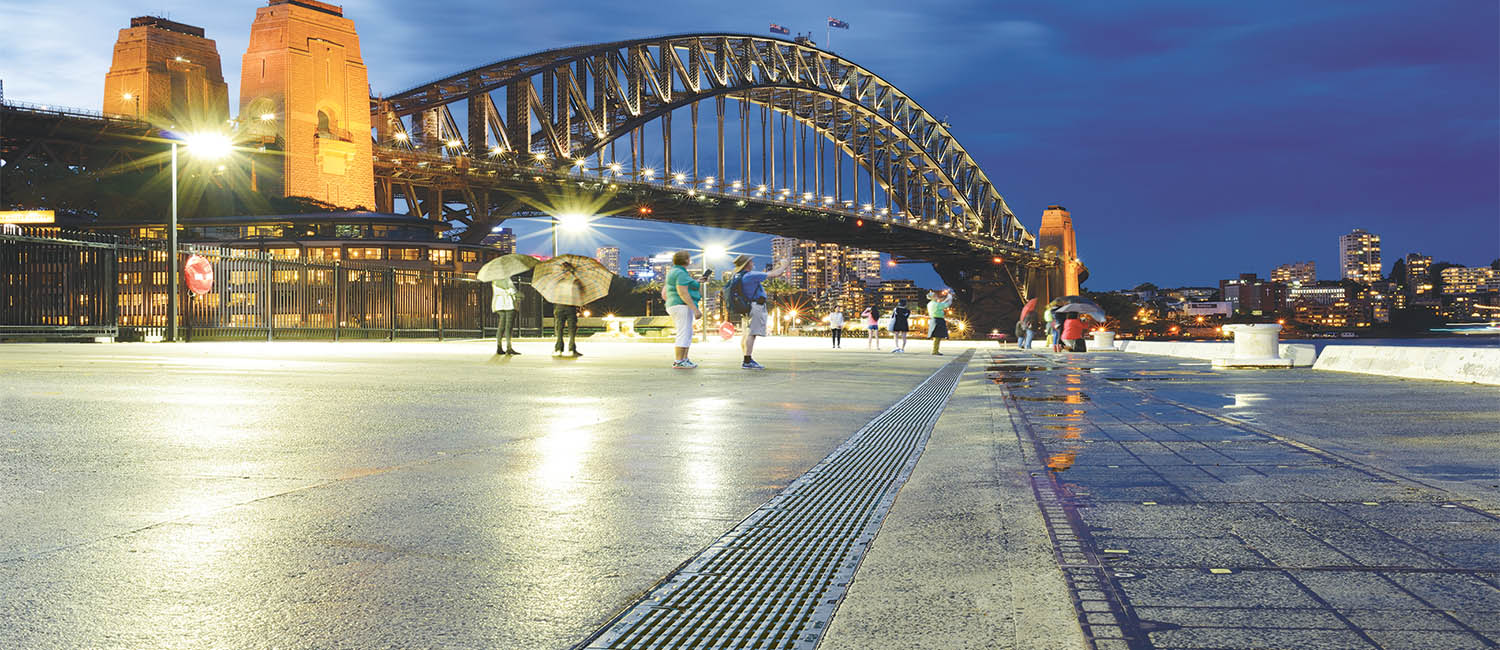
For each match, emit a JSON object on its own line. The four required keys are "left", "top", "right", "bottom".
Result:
{"left": 673, "top": 359, "right": 698, "bottom": 369}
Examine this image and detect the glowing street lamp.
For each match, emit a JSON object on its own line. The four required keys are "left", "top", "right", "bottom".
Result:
{"left": 551, "top": 212, "right": 592, "bottom": 257}
{"left": 167, "top": 131, "right": 234, "bottom": 341}
{"left": 121, "top": 92, "right": 141, "bottom": 119}
{"left": 699, "top": 244, "right": 729, "bottom": 340}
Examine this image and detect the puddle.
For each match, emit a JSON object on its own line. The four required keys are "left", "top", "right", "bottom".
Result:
{"left": 988, "top": 376, "right": 1032, "bottom": 384}
{"left": 1047, "top": 451, "right": 1077, "bottom": 471}
{"left": 1105, "top": 377, "right": 1177, "bottom": 382}
{"left": 985, "top": 365, "right": 1052, "bottom": 372}
{"left": 1016, "top": 394, "right": 1091, "bottom": 403}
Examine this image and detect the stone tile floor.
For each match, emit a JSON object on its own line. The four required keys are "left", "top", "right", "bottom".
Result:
{"left": 989, "top": 349, "right": 1500, "bottom": 650}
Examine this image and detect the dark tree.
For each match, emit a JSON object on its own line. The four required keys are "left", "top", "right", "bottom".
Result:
{"left": 1388, "top": 258, "right": 1407, "bottom": 288}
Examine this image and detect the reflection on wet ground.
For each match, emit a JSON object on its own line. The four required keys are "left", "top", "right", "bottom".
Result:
{"left": 989, "top": 349, "right": 1500, "bottom": 649}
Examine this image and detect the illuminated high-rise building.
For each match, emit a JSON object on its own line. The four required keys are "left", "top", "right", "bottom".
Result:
{"left": 1270, "top": 261, "right": 1316, "bottom": 287}
{"left": 479, "top": 227, "right": 515, "bottom": 254}
{"left": 1404, "top": 253, "right": 1433, "bottom": 298}
{"left": 626, "top": 256, "right": 653, "bottom": 281}
{"left": 1339, "top": 229, "right": 1382, "bottom": 284}
{"left": 648, "top": 253, "right": 674, "bottom": 281}
{"left": 595, "top": 246, "right": 620, "bottom": 274}
{"left": 773, "top": 237, "right": 882, "bottom": 311}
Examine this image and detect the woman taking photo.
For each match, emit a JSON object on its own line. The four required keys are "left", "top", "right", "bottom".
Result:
{"left": 664, "top": 250, "right": 709, "bottom": 369}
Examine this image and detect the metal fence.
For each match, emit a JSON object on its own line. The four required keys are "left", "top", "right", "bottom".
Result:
{"left": 1, "top": 227, "right": 544, "bottom": 341}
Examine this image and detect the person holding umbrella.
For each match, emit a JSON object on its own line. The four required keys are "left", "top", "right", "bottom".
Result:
{"left": 1060, "top": 312, "right": 1087, "bottom": 352}
{"left": 492, "top": 277, "right": 521, "bottom": 355}
{"left": 1016, "top": 298, "right": 1040, "bottom": 350}
{"left": 664, "top": 250, "right": 709, "bottom": 369}
{"left": 477, "top": 253, "right": 539, "bottom": 356}
{"left": 529, "top": 254, "right": 614, "bottom": 358}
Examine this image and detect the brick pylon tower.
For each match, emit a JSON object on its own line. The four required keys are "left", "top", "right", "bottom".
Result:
{"left": 102, "top": 17, "right": 229, "bottom": 126}
{"left": 239, "top": 0, "right": 374, "bottom": 209}
{"left": 1038, "top": 205, "right": 1081, "bottom": 296}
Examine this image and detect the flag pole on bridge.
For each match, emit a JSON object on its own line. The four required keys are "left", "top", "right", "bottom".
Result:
{"left": 827, "top": 17, "right": 849, "bottom": 50}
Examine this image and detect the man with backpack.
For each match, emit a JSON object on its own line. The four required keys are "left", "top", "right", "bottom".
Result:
{"left": 728, "top": 254, "right": 790, "bottom": 370}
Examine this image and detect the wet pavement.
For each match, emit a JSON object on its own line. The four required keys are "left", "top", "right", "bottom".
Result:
{"left": 2, "top": 339, "right": 1497, "bottom": 649}
{"left": 0, "top": 338, "right": 955, "bottom": 649}
{"left": 991, "top": 348, "right": 1500, "bottom": 650}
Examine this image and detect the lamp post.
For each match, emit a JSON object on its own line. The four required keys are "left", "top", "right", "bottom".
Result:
{"left": 121, "top": 92, "right": 141, "bottom": 119}
{"left": 167, "top": 132, "right": 233, "bottom": 341}
{"left": 700, "top": 245, "right": 727, "bottom": 341}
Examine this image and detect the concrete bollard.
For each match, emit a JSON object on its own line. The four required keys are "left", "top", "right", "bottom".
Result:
{"left": 1213, "top": 323, "right": 1293, "bottom": 368}
{"left": 1090, "top": 331, "right": 1115, "bottom": 350}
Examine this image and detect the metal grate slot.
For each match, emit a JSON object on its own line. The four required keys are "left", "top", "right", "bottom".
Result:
{"left": 580, "top": 351, "right": 974, "bottom": 650}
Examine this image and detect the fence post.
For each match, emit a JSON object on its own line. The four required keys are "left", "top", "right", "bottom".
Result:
{"left": 388, "top": 269, "right": 396, "bottom": 341}
{"left": 436, "top": 273, "right": 444, "bottom": 341}
{"left": 333, "top": 261, "right": 342, "bottom": 342}
{"left": 106, "top": 241, "right": 120, "bottom": 333}
{"left": 265, "top": 257, "right": 274, "bottom": 341}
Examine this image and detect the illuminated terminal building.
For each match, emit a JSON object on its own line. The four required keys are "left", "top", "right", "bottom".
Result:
{"left": 92, "top": 212, "right": 505, "bottom": 275}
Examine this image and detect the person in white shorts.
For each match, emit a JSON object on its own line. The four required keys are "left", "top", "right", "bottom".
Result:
{"left": 730, "top": 254, "right": 790, "bottom": 370}
{"left": 664, "top": 250, "right": 709, "bottom": 369}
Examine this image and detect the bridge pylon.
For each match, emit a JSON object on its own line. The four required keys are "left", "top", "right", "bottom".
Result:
{"left": 239, "top": 0, "right": 374, "bottom": 210}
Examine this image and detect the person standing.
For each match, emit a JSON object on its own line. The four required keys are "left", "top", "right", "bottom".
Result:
{"left": 492, "top": 277, "right": 521, "bottom": 355}
{"left": 665, "top": 250, "right": 708, "bottom": 369}
{"left": 927, "top": 290, "right": 953, "bottom": 356}
{"left": 1047, "top": 308, "right": 1064, "bottom": 353}
{"left": 729, "top": 255, "right": 791, "bottom": 370}
{"left": 890, "top": 299, "right": 911, "bottom": 353}
{"left": 1061, "top": 312, "right": 1087, "bottom": 352}
{"left": 827, "top": 308, "right": 845, "bottom": 348}
{"left": 552, "top": 302, "right": 581, "bottom": 356}
{"left": 862, "top": 306, "right": 882, "bottom": 350}
{"left": 1017, "top": 310, "right": 1040, "bottom": 350}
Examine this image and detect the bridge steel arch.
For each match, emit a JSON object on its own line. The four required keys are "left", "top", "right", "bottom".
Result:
{"left": 376, "top": 34, "right": 1032, "bottom": 243}
{"left": 371, "top": 34, "right": 1079, "bottom": 332}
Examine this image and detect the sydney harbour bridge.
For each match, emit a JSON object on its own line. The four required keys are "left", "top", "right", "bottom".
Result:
{"left": 2, "top": 25, "right": 1084, "bottom": 332}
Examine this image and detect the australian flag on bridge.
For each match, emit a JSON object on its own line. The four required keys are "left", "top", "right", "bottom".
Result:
{"left": 828, "top": 17, "right": 850, "bottom": 29}
{"left": 769, "top": 23, "right": 790, "bottom": 35}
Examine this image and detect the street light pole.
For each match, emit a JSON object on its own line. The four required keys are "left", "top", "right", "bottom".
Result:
{"left": 168, "top": 141, "right": 179, "bottom": 342}
{"left": 551, "top": 217, "right": 558, "bottom": 258}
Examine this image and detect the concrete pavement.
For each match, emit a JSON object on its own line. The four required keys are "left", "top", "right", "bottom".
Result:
{"left": 2, "top": 337, "right": 1496, "bottom": 649}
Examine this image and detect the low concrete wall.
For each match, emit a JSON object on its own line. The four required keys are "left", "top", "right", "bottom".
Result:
{"left": 1313, "top": 345, "right": 1500, "bottom": 385}
{"left": 1113, "top": 340, "right": 1317, "bottom": 367}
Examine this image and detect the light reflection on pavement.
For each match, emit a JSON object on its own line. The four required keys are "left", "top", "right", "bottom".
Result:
{"left": 0, "top": 339, "right": 961, "bottom": 648}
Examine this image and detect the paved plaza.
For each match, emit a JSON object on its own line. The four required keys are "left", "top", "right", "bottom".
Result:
{"left": 0, "top": 337, "right": 1496, "bottom": 649}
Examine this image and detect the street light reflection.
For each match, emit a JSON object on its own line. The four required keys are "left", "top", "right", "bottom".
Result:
{"left": 533, "top": 402, "right": 605, "bottom": 510}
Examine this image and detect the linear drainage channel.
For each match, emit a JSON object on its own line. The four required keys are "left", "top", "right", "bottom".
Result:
{"left": 579, "top": 351, "right": 974, "bottom": 650}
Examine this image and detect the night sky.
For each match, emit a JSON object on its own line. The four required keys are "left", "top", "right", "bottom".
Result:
{"left": 2, "top": 0, "right": 1495, "bottom": 289}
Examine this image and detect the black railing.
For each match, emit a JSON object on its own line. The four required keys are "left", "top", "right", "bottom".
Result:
{"left": 0, "top": 228, "right": 544, "bottom": 341}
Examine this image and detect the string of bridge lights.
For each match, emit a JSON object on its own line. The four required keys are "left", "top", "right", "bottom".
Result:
{"left": 385, "top": 131, "right": 1001, "bottom": 240}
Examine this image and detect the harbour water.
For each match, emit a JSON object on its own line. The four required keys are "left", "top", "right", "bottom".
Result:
{"left": 1286, "top": 334, "right": 1500, "bottom": 354}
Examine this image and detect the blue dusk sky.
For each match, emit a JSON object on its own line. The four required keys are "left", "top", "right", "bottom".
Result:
{"left": 1, "top": 0, "right": 1495, "bottom": 289}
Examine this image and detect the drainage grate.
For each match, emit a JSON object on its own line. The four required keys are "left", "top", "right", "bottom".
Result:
{"left": 579, "top": 351, "right": 974, "bottom": 650}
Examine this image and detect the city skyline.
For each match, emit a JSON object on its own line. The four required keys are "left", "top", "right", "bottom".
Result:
{"left": 2, "top": 0, "right": 1493, "bottom": 289}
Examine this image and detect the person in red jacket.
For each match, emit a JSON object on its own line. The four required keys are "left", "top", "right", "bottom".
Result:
{"left": 1060, "top": 312, "right": 1087, "bottom": 352}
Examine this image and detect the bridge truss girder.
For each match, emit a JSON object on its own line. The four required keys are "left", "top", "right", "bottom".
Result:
{"left": 373, "top": 34, "right": 1035, "bottom": 247}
